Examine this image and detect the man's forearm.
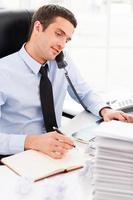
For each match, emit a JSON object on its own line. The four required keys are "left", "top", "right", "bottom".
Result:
{"left": 0, "top": 133, "right": 26, "bottom": 155}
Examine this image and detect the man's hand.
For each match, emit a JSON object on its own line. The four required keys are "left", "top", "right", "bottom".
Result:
{"left": 100, "top": 108, "right": 128, "bottom": 122}
{"left": 24, "top": 131, "right": 75, "bottom": 159}
{"left": 124, "top": 113, "right": 133, "bottom": 123}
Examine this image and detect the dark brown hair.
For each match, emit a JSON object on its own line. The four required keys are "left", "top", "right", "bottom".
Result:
{"left": 28, "top": 4, "right": 77, "bottom": 40}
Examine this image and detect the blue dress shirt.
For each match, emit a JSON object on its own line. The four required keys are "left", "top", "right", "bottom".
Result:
{"left": 0, "top": 45, "right": 107, "bottom": 155}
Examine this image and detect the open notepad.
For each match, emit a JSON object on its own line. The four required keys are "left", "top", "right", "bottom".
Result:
{"left": 1, "top": 149, "right": 86, "bottom": 182}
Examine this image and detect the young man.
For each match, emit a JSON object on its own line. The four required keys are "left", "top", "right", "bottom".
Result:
{"left": 0, "top": 5, "right": 129, "bottom": 159}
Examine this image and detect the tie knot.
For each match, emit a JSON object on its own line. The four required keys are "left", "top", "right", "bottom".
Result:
{"left": 39, "top": 63, "right": 48, "bottom": 75}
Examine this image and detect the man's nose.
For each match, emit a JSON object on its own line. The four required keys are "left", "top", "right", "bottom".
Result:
{"left": 57, "top": 38, "right": 66, "bottom": 50}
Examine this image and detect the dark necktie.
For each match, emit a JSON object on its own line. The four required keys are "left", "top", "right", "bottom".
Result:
{"left": 39, "top": 63, "right": 58, "bottom": 132}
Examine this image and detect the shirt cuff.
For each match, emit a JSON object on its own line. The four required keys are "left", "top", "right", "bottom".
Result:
{"left": 99, "top": 106, "right": 112, "bottom": 117}
{"left": 90, "top": 103, "right": 111, "bottom": 117}
{"left": 8, "top": 134, "right": 27, "bottom": 154}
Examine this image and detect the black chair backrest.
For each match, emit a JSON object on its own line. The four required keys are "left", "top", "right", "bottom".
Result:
{"left": 0, "top": 10, "right": 34, "bottom": 58}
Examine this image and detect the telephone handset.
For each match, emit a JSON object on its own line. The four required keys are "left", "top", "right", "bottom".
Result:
{"left": 108, "top": 97, "right": 133, "bottom": 113}
{"left": 55, "top": 51, "right": 67, "bottom": 69}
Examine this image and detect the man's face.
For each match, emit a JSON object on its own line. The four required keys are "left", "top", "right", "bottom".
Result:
{"left": 32, "top": 17, "right": 75, "bottom": 63}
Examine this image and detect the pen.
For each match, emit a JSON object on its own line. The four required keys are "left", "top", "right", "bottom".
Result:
{"left": 53, "top": 126, "right": 64, "bottom": 135}
{"left": 53, "top": 127, "right": 76, "bottom": 148}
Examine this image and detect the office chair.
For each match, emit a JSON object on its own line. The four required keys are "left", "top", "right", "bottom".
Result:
{"left": 0, "top": 10, "right": 34, "bottom": 59}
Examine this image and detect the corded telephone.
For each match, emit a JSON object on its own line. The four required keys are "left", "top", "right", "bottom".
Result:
{"left": 108, "top": 97, "right": 133, "bottom": 113}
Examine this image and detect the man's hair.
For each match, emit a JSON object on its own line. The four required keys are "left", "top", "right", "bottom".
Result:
{"left": 28, "top": 4, "right": 77, "bottom": 40}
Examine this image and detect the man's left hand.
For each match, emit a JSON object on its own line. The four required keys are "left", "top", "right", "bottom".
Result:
{"left": 100, "top": 108, "right": 128, "bottom": 122}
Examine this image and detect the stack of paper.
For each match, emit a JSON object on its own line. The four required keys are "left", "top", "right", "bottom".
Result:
{"left": 93, "top": 120, "right": 133, "bottom": 200}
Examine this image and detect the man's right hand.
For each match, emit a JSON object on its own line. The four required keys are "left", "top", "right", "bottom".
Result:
{"left": 24, "top": 132, "right": 75, "bottom": 159}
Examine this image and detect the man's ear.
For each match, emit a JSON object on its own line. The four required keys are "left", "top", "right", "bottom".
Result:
{"left": 34, "top": 21, "right": 43, "bottom": 33}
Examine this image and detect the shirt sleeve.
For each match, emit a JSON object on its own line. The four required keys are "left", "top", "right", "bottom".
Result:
{"left": 0, "top": 92, "right": 26, "bottom": 155}
{"left": 0, "top": 133, "right": 26, "bottom": 155}
{"left": 65, "top": 52, "right": 108, "bottom": 117}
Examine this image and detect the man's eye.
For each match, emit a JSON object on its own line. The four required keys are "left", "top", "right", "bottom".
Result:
{"left": 55, "top": 32, "right": 62, "bottom": 36}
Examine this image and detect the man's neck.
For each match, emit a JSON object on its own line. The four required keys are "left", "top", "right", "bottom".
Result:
{"left": 25, "top": 42, "right": 46, "bottom": 64}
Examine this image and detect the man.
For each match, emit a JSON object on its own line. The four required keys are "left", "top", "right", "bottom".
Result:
{"left": 0, "top": 4, "right": 129, "bottom": 159}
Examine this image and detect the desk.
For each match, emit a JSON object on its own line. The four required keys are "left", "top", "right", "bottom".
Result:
{"left": 0, "top": 165, "right": 93, "bottom": 200}
{"left": 0, "top": 151, "right": 93, "bottom": 200}
{"left": 0, "top": 110, "right": 96, "bottom": 200}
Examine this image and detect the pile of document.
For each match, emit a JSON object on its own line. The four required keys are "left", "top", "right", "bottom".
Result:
{"left": 93, "top": 120, "right": 133, "bottom": 200}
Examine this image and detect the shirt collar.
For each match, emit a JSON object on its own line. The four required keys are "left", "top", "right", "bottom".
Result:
{"left": 18, "top": 44, "right": 50, "bottom": 75}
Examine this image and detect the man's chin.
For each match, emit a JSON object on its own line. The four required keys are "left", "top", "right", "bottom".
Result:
{"left": 47, "top": 52, "right": 59, "bottom": 60}
{"left": 46, "top": 56, "right": 56, "bottom": 61}
{"left": 51, "top": 54, "right": 58, "bottom": 60}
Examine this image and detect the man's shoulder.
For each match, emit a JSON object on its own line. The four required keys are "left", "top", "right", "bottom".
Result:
{"left": 0, "top": 52, "right": 21, "bottom": 77}
{"left": 0, "top": 51, "right": 20, "bottom": 66}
